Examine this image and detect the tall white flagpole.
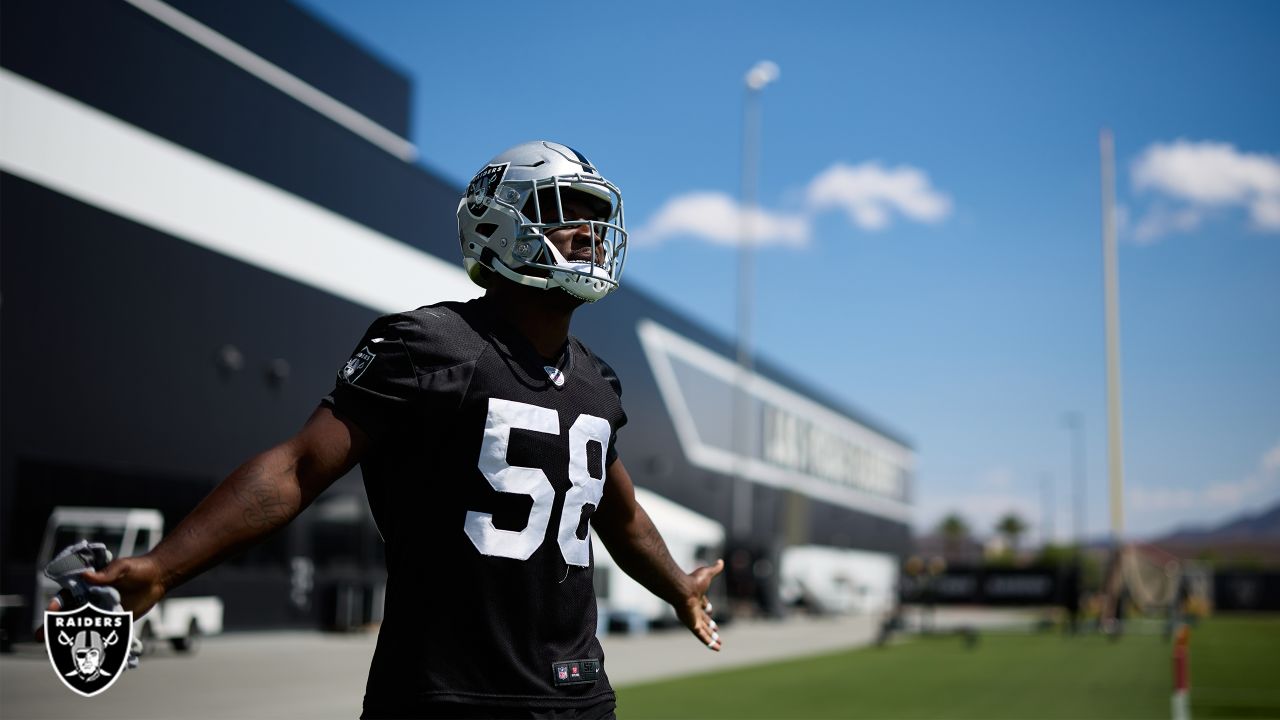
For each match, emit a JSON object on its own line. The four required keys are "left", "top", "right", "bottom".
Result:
{"left": 1100, "top": 128, "right": 1125, "bottom": 543}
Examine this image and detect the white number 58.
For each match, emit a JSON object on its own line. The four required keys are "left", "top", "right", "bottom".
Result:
{"left": 463, "top": 398, "right": 609, "bottom": 566}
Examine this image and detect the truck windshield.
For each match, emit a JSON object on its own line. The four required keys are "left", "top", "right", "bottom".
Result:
{"left": 54, "top": 526, "right": 127, "bottom": 558}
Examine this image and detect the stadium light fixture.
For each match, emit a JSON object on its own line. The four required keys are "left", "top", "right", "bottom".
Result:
{"left": 745, "top": 60, "right": 780, "bottom": 91}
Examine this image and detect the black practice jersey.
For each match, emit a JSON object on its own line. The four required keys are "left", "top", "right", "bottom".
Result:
{"left": 322, "top": 298, "right": 627, "bottom": 710}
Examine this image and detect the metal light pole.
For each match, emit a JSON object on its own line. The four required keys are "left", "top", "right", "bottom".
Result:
{"left": 1040, "top": 472, "right": 1056, "bottom": 548}
{"left": 1099, "top": 128, "right": 1125, "bottom": 544}
{"left": 731, "top": 60, "right": 779, "bottom": 539}
{"left": 1062, "top": 412, "right": 1087, "bottom": 548}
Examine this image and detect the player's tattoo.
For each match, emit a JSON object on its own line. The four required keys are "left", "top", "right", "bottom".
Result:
{"left": 609, "top": 512, "right": 689, "bottom": 605}
{"left": 635, "top": 522, "right": 670, "bottom": 559}
{"left": 233, "top": 464, "right": 293, "bottom": 530}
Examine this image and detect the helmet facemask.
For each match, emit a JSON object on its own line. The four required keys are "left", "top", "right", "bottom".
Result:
{"left": 458, "top": 141, "right": 628, "bottom": 303}
{"left": 517, "top": 179, "right": 626, "bottom": 298}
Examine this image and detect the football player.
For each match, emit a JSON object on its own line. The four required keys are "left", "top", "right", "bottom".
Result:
{"left": 43, "top": 141, "right": 723, "bottom": 719}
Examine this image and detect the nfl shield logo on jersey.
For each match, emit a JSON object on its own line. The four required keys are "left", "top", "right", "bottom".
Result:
{"left": 544, "top": 365, "right": 566, "bottom": 388}
{"left": 45, "top": 604, "right": 133, "bottom": 697}
{"left": 557, "top": 664, "right": 569, "bottom": 681}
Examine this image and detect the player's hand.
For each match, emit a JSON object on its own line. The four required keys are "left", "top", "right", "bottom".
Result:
{"left": 676, "top": 558, "right": 724, "bottom": 652}
{"left": 35, "top": 555, "right": 169, "bottom": 642}
{"left": 83, "top": 555, "right": 169, "bottom": 618}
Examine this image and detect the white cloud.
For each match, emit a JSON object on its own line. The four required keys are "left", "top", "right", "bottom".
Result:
{"left": 634, "top": 159, "right": 953, "bottom": 248}
{"left": 806, "top": 161, "right": 952, "bottom": 231}
{"left": 1265, "top": 442, "right": 1280, "bottom": 474}
{"left": 1130, "top": 139, "right": 1280, "bottom": 241}
{"left": 1254, "top": 195, "right": 1280, "bottom": 228}
{"left": 1203, "top": 476, "right": 1265, "bottom": 508}
{"left": 631, "top": 191, "right": 810, "bottom": 247}
{"left": 1132, "top": 204, "right": 1205, "bottom": 244}
{"left": 1129, "top": 486, "right": 1199, "bottom": 512}
{"left": 1130, "top": 439, "right": 1280, "bottom": 517}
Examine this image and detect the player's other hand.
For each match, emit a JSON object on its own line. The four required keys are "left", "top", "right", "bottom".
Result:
{"left": 35, "top": 555, "right": 169, "bottom": 641}
{"left": 677, "top": 558, "right": 725, "bottom": 652}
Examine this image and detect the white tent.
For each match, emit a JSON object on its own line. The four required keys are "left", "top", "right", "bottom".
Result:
{"left": 592, "top": 487, "right": 725, "bottom": 628}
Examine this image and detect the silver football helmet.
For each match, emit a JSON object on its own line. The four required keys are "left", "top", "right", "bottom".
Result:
{"left": 457, "top": 141, "right": 627, "bottom": 302}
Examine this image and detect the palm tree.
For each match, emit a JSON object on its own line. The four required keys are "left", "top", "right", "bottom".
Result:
{"left": 937, "top": 513, "right": 970, "bottom": 558}
{"left": 996, "top": 512, "right": 1029, "bottom": 555}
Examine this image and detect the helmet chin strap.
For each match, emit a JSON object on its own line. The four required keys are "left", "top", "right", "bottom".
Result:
{"left": 491, "top": 258, "right": 552, "bottom": 290}
{"left": 484, "top": 237, "right": 615, "bottom": 302}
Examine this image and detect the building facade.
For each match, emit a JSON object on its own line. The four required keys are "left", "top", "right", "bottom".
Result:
{"left": 1, "top": 0, "right": 914, "bottom": 633}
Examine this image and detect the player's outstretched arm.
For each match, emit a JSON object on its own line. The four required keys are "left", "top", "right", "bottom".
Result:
{"left": 593, "top": 459, "right": 724, "bottom": 651}
{"left": 64, "top": 405, "right": 367, "bottom": 621}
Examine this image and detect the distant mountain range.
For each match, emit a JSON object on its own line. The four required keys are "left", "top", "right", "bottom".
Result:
{"left": 1149, "top": 500, "right": 1280, "bottom": 566}
{"left": 1156, "top": 501, "right": 1280, "bottom": 543}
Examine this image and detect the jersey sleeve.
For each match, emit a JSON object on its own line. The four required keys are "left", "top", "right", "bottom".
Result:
{"left": 590, "top": 350, "right": 628, "bottom": 468}
{"left": 324, "top": 307, "right": 482, "bottom": 444}
{"left": 323, "top": 314, "right": 423, "bottom": 444}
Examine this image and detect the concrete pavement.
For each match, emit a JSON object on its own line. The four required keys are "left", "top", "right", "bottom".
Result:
{"left": 0, "top": 609, "right": 1032, "bottom": 719}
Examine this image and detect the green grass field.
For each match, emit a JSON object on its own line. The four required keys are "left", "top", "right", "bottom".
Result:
{"left": 617, "top": 616, "right": 1280, "bottom": 719}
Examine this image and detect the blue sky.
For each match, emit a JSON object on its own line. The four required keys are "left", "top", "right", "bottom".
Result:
{"left": 299, "top": 0, "right": 1280, "bottom": 541}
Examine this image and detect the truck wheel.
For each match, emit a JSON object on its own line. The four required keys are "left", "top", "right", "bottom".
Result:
{"left": 170, "top": 620, "right": 201, "bottom": 654}
{"left": 138, "top": 620, "right": 155, "bottom": 656}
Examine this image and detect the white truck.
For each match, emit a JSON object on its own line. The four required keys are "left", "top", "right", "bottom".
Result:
{"left": 36, "top": 507, "right": 223, "bottom": 653}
